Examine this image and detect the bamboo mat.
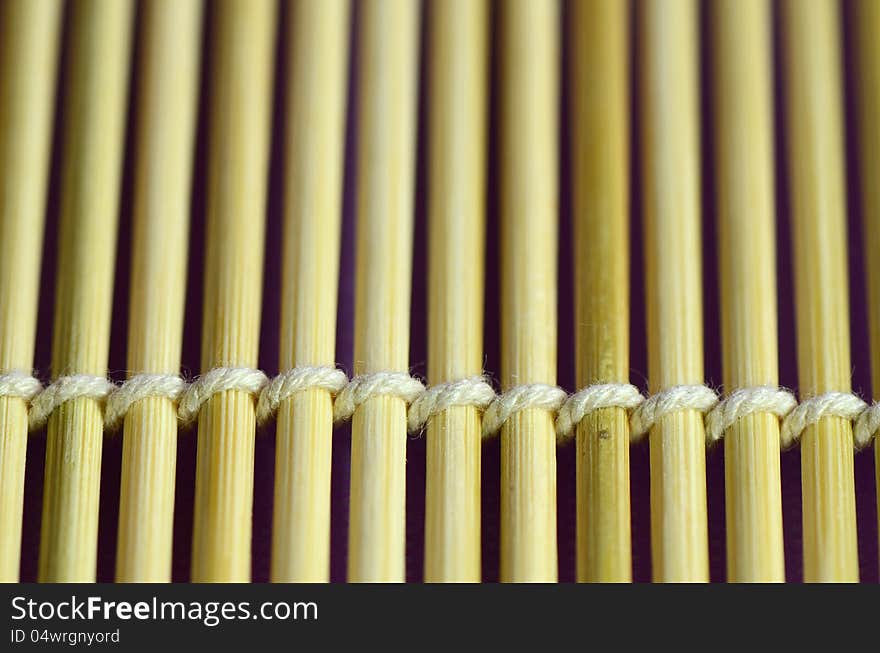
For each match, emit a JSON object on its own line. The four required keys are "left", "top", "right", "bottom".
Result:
{"left": 8, "top": 1, "right": 880, "bottom": 582}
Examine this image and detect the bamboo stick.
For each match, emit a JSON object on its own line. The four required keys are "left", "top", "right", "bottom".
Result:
{"left": 852, "top": 0, "right": 880, "bottom": 562}
{"left": 709, "top": 0, "right": 785, "bottom": 583}
{"left": 423, "top": 0, "right": 489, "bottom": 583}
{"left": 780, "top": 0, "right": 858, "bottom": 582}
{"left": 38, "top": 0, "right": 135, "bottom": 583}
{"left": 0, "top": 0, "right": 62, "bottom": 582}
{"left": 568, "top": 0, "right": 632, "bottom": 583}
{"left": 498, "top": 0, "right": 559, "bottom": 583}
{"left": 270, "top": 0, "right": 350, "bottom": 583}
{"left": 191, "top": 0, "right": 276, "bottom": 583}
{"left": 115, "top": 0, "right": 203, "bottom": 583}
{"left": 347, "top": 0, "right": 420, "bottom": 583}
{"left": 638, "top": 0, "right": 709, "bottom": 582}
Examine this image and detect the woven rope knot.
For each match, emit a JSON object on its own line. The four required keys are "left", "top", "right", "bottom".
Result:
{"left": 779, "top": 391, "right": 868, "bottom": 449}
{"left": 256, "top": 366, "right": 349, "bottom": 424}
{"left": 407, "top": 376, "right": 496, "bottom": 434}
{"left": 555, "top": 383, "right": 645, "bottom": 444}
{"left": 855, "top": 402, "right": 880, "bottom": 449}
{"left": 333, "top": 372, "right": 425, "bottom": 423}
{"left": 482, "top": 383, "right": 568, "bottom": 439}
{"left": 104, "top": 374, "right": 187, "bottom": 432}
{"left": 629, "top": 384, "right": 718, "bottom": 442}
{"left": 704, "top": 386, "right": 797, "bottom": 444}
{"left": 28, "top": 374, "right": 116, "bottom": 431}
{"left": 177, "top": 367, "right": 269, "bottom": 426}
{"left": 0, "top": 371, "right": 43, "bottom": 403}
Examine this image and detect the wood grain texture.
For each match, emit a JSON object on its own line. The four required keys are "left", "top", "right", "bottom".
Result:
{"left": 780, "top": 0, "right": 858, "bottom": 582}
{"left": 115, "top": 0, "right": 203, "bottom": 583}
{"left": 569, "top": 0, "right": 632, "bottom": 583}
{"left": 271, "top": 0, "right": 350, "bottom": 583}
{"left": 347, "top": 0, "right": 420, "bottom": 583}
{"left": 38, "top": 0, "right": 134, "bottom": 583}
{"left": 423, "top": 0, "right": 489, "bottom": 583}
{"left": 499, "top": 0, "right": 559, "bottom": 582}
{"left": 0, "top": 0, "right": 62, "bottom": 582}
{"left": 852, "top": 0, "right": 880, "bottom": 558}
{"left": 191, "top": 0, "right": 276, "bottom": 582}
{"left": 638, "top": 0, "right": 709, "bottom": 582}
{"left": 710, "top": 0, "right": 784, "bottom": 582}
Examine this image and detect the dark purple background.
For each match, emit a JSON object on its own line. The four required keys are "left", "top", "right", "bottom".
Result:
{"left": 17, "top": 1, "right": 879, "bottom": 582}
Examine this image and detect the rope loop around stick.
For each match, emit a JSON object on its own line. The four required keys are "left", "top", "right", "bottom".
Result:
{"left": 407, "top": 376, "right": 496, "bottom": 434}
{"left": 704, "top": 386, "right": 797, "bottom": 444}
{"left": 629, "top": 384, "right": 719, "bottom": 442}
{"left": 28, "top": 374, "right": 116, "bottom": 431}
{"left": 780, "top": 391, "right": 869, "bottom": 450}
{"left": 256, "top": 365, "right": 348, "bottom": 425}
{"left": 333, "top": 372, "right": 425, "bottom": 423}
{"left": 0, "top": 371, "right": 43, "bottom": 404}
{"left": 104, "top": 374, "right": 188, "bottom": 432}
{"left": 177, "top": 367, "right": 269, "bottom": 426}
{"left": 482, "top": 383, "right": 568, "bottom": 439}
{"left": 555, "top": 383, "right": 645, "bottom": 444}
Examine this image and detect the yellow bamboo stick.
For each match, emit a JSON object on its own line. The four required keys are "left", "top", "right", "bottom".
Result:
{"left": 423, "top": 0, "right": 489, "bottom": 584}
{"left": 0, "top": 0, "right": 62, "bottom": 582}
{"left": 115, "top": 0, "right": 203, "bottom": 583}
{"left": 709, "top": 0, "right": 785, "bottom": 583}
{"left": 851, "top": 0, "right": 880, "bottom": 560}
{"left": 270, "top": 0, "right": 350, "bottom": 583}
{"left": 568, "top": 0, "right": 632, "bottom": 583}
{"left": 38, "top": 0, "right": 134, "bottom": 583}
{"left": 191, "top": 0, "right": 276, "bottom": 583}
{"left": 781, "top": 0, "right": 858, "bottom": 582}
{"left": 347, "top": 0, "right": 420, "bottom": 583}
{"left": 498, "top": 0, "right": 559, "bottom": 583}
{"left": 638, "top": 0, "right": 709, "bottom": 582}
